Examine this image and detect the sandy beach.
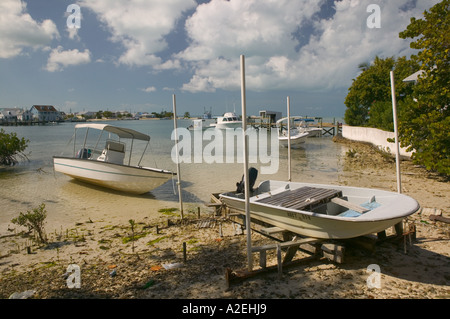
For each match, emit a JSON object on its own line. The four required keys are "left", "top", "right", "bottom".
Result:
{"left": 0, "top": 137, "right": 448, "bottom": 300}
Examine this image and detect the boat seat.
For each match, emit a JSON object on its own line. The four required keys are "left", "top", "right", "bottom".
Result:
{"left": 255, "top": 186, "right": 342, "bottom": 211}
{"left": 337, "top": 197, "right": 380, "bottom": 217}
{"left": 96, "top": 140, "right": 125, "bottom": 164}
{"left": 106, "top": 140, "right": 125, "bottom": 152}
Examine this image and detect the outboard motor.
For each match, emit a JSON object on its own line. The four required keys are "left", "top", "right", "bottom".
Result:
{"left": 236, "top": 167, "right": 258, "bottom": 194}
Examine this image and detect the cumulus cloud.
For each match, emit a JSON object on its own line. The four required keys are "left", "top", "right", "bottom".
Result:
{"left": 142, "top": 86, "right": 157, "bottom": 93}
{"left": 0, "top": 0, "right": 59, "bottom": 58}
{"left": 45, "top": 46, "right": 91, "bottom": 72}
{"left": 177, "top": 0, "right": 440, "bottom": 93}
{"left": 79, "top": 0, "right": 196, "bottom": 67}
{"left": 67, "top": 27, "right": 80, "bottom": 41}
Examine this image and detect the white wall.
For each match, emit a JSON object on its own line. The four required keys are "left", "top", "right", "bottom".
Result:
{"left": 342, "top": 125, "right": 413, "bottom": 159}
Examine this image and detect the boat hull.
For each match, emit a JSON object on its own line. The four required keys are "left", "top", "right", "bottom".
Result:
{"left": 210, "top": 123, "right": 242, "bottom": 130}
{"left": 53, "top": 157, "right": 173, "bottom": 194}
{"left": 278, "top": 134, "right": 308, "bottom": 148}
{"left": 304, "top": 128, "right": 322, "bottom": 137}
{"left": 219, "top": 180, "right": 420, "bottom": 239}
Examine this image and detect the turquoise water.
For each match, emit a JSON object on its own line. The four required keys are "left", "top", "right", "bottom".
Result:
{"left": 0, "top": 119, "right": 349, "bottom": 232}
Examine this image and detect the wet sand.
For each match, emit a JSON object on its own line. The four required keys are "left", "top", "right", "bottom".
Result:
{"left": 0, "top": 138, "right": 448, "bottom": 300}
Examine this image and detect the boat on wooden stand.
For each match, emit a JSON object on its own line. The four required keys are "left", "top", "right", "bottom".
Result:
{"left": 219, "top": 177, "right": 420, "bottom": 239}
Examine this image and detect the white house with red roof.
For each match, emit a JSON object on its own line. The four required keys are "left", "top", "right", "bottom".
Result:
{"left": 30, "top": 105, "right": 62, "bottom": 122}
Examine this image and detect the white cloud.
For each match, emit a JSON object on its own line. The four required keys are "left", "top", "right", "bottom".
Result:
{"left": 176, "top": 0, "right": 440, "bottom": 93}
{"left": 0, "top": 0, "right": 59, "bottom": 58}
{"left": 45, "top": 46, "right": 91, "bottom": 72}
{"left": 79, "top": 0, "right": 196, "bottom": 67}
{"left": 142, "top": 86, "right": 156, "bottom": 93}
{"left": 67, "top": 27, "right": 80, "bottom": 41}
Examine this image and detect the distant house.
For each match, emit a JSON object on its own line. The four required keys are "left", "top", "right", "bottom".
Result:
{"left": 17, "top": 109, "right": 33, "bottom": 122}
{"left": 0, "top": 107, "right": 33, "bottom": 123}
{"left": 0, "top": 108, "right": 18, "bottom": 123}
{"left": 30, "top": 105, "right": 61, "bottom": 122}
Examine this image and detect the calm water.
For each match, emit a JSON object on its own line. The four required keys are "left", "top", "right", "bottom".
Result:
{"left": 0, "top": 119, "right": 350, "bottom": 232}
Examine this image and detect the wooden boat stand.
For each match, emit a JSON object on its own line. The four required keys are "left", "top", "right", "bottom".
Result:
{"left": 209, "top": 193, "right": 416, "bottom": 288}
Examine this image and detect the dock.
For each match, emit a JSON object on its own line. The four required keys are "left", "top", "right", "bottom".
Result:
{"left": 0, "top": 120, "right": 64, "bottom": 126}
{"left": 249, "top": 116, "right": 343, "bottom": 136}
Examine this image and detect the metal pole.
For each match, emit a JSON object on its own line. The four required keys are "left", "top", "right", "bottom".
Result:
{"left": 241, "top": 55, "right": 252, "bottom": 271}
{"left": 287, "top": 96, "right": 291, "bottom": 182}
{"left": 82, "top": 128, "right": 89, "bottom": 153}
{"left": 390, "top": 71, "right": 402, "bottom": 193}
{"left": 172, "top": 94, "right": 184, "bottom": 218}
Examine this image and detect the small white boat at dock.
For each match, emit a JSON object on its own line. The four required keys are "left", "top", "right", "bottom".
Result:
{"left": 295, "top": 118, "right": 322, "bottom": 137}
{"left": 53, "top": 123, "right": 174, "bottom": 194}
{"left": 187, "top": 119, "right": 208, "bottom": 131}
{"left": 276, "top": 117, "right": 309, "bottom": 148}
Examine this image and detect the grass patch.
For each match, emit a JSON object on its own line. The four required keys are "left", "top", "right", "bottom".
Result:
{"left": 147, "top": 236, "right": 167, "bottom": 246}
{"left": 122, "top": 232, "right": 148, "bottom": 244}
{"left": 186, "top": 238, "right": 199, "bottom": 245}
{"left": 158, "top": 208, "right": 178, "bottom": 216}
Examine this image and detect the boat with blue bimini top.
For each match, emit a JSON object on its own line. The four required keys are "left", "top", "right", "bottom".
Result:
{"left": 219, "top": 176, "right": 420, "bottom": 239}
{"left": 53, "top": 123, "right": 174, "bottom": 194}
{"left": 276, "top": 117, "right": 310, "bottom": 148}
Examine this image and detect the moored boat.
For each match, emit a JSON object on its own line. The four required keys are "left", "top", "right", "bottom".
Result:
{"left": 53, "top": 123, "right": 174, "bottom": 194}
{"left": 276, "top": 117, "right": 309, "bottom": 148}
{"left": 210, "top": 112, "right": 242, "bottom": 129}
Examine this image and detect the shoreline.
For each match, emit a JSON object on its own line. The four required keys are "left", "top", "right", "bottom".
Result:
{"left": 0, "top": 138, "right": 448, "bottom": 299}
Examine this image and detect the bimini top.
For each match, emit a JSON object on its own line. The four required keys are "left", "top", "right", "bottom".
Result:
{"left": 276, "top": 116, "right": 306, "bottom": 124}
{"left": 75, "top": 123, "right": 150, "bottom": 141}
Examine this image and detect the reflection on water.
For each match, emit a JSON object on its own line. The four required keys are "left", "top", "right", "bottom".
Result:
{"left": 0, "top": 120, "right": 349, "bottom": 230}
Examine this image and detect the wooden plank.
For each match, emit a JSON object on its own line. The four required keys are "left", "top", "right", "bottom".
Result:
{"left": 225, "top": 254, "right": 319, "bottom": 287}
{"left": 342, "top": 235, "right": 377, "bottom": 253}
{"left": 298, "top": 243, "right": 319, "bottom": 255}
{"left": 251, "top": 237, "right": 321, "bottom": 253}
{"left": 259, "top": 250, "right": 266, "bottom": 268}
{"left": 260, "top": 226, "right": 286, "bottom": 235}
{"left": 429, "top": 215, "right": 450, "bottom": 224}
{"left": 321, "top": 243, "right": 345, "bottom": 256}
{"left": 331, "top": 197, "right": 370, "bottom": 213}
{"left": 206, "top": 203, "right": 223, "bottom": 207}
{"left": 256, "top": 186, "right": 342, "bottom": 211}
{"left": 323, "top": 251, "right": 344, "bottom": 263}
{"left": 288, "top": 189, "right": 341, "bottom": 210}
{"left": 283, "top": 245, "right": 298, "bottom": 264}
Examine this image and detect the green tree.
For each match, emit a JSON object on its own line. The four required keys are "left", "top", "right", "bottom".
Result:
{"left": 103, "top": 111, "right": 114, "bottom": 118}
{"left": 398, "top": 0, "right": 449, "bottom": 175}
{"left": 0, "top": 128, "right": 29, "bottom": 165}
{"left": 344, "top": 56, "right": 419, "bottom": 128}
{"left": 11, "top": 203, "right": 48, "bottom": 244}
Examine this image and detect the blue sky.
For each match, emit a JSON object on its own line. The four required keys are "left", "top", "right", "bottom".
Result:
{"left": 0, "top": 0, "right": 439, "bottom": 118}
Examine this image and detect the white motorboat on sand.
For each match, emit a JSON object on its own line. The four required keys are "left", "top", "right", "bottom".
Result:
{"left": 53, "top": 123, "right": 174, "bottom": 194}
{"left": 219, "top": 176, "right": 420, "bottom": 239}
